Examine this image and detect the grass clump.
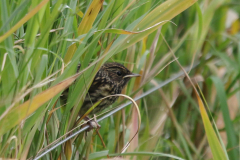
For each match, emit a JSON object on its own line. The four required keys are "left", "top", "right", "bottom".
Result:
{"left": 0, "top": 0, "right": 239, "bottom": 159}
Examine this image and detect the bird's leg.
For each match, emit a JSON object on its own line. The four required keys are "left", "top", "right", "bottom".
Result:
{"left": 93, "top": 114, "right": 101, "bottom": 130}
{"left": 84, "top": 115, "right": 101, "bottom": 131}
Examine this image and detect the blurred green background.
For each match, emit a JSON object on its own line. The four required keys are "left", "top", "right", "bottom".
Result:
{"left": 0, "top": 0, "right": 239, "bottom": 159}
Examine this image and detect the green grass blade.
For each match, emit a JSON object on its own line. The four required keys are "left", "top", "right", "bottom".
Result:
{"left": 210, "top": 76, "right": 238, "bottom": 159}
{"left": 195, "top": 90, "right": 228, "bottom": 160}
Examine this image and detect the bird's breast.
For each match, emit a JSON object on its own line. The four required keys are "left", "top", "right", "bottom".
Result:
{"left": 81, "top": 80, "right": 123, "bottom": 116}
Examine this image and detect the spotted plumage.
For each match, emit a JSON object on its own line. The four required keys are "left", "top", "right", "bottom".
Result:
{"left": 61, "top": 62, "right": 140, "bottom": 117}
{"left": 60, "top": 62, "right": 139, "bottom": 119}
{"left": 79, "top": 62, "right": 139, "bottom": 116}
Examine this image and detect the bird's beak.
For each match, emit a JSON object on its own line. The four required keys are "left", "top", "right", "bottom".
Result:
{"left": 123, "top": 73, "right": 141, "bottom": 78}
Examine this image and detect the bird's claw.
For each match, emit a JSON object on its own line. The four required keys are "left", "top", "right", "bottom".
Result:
{"left": 84, "top": 115, "right": 101, "bottom": 132}
{"left": 87, "top": 121, "right": 101, "bottom": 131}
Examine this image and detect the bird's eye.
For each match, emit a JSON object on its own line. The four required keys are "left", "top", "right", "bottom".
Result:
{"left": 116, "top": 71, "right": 122, "bottom": 76}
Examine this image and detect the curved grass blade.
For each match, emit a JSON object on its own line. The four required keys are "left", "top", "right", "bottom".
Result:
{"left": 210, "top": 76, "right": 238, "bottom": 159}
{"left": 0, "top": 72, "right": 81, "bottom": 136}
{"left": 118, "top": 0, "right": 198, "bottom": 51}
{"left": 95, "top": 20, "right": 174, "bottom": 35}
{"left": 194, "top": 90, "right": 228, "bottom": 160}
{"left": 110, "top": 151, "right": 185, "bottom": 160}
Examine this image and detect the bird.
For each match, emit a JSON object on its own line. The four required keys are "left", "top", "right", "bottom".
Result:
{"left": 61, "top": 62, "right": 140, "bottom": 127}
{"left": 79, "top": 62, "right": 140, "bottom": 116}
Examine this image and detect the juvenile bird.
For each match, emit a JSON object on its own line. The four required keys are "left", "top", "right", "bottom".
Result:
{"left": 61, "top": 62, "right": 140, "bottom": 119}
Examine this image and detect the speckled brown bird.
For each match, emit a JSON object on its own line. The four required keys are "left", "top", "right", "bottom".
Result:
{"left": 61, "top": 62, "right": 140, "bottom": 118}
{"left": 79, "top": 62, "right": 140, "bottom": 116}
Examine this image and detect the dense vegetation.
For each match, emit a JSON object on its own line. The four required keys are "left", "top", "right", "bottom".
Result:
{"left": 0, "top": 0, "right": 239, "bottom": 159}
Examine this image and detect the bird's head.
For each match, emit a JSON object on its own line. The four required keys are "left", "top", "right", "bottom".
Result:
{"left": 99, "top": 62, "right": 140, "bottom": 87}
